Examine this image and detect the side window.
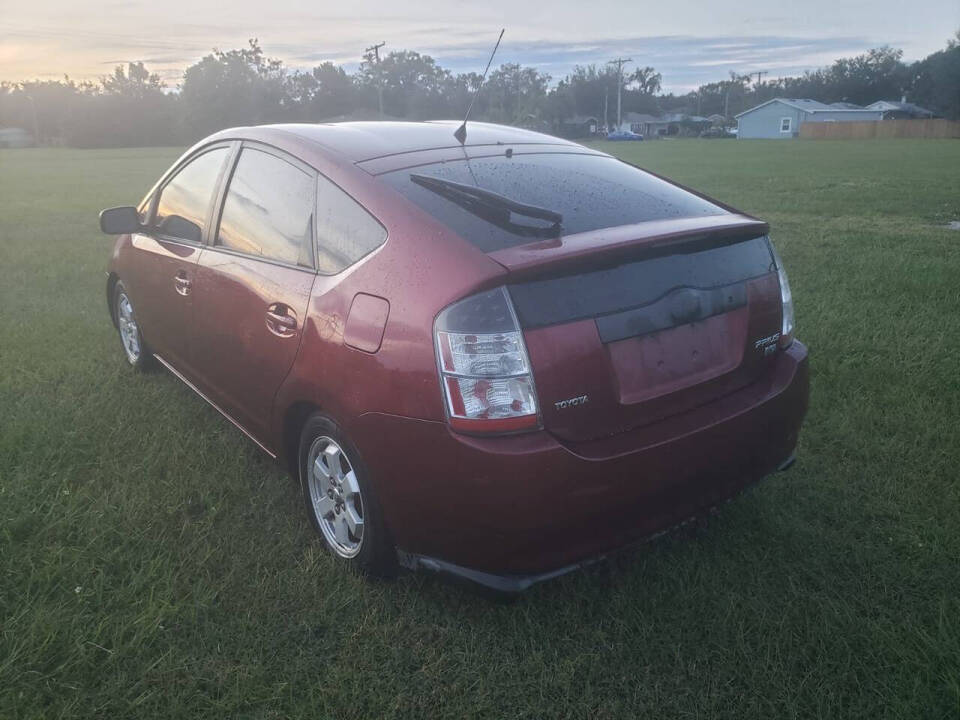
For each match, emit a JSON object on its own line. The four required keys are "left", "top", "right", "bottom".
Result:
{"left": 154, "top": 148, "right": 229, "bottom": 242}
{"left": 216, "top": 148, "right": 315, "bottom": 267}
{"left": 315, "top": 175, "right": 387, "bottom": 274}
{"left": 780, "top": 117, "right": 792, "bottom": 133}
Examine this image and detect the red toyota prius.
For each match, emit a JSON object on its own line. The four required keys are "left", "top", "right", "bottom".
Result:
{"left": 100, "top": 121, "right": 808, "bottom": 592}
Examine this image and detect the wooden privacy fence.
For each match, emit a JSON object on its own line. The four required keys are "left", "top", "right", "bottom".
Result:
{"left": 800, "top": 118, "right": 960, "bottom": 140}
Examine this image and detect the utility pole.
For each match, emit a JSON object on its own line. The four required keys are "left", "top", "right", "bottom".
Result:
{"left": 365, "top": 41, "right": 386, "bottom": 118}
{"left": 603, "top": 87, "right": 608, "bottom": 132}
{"left": 750, "top": 70, "right": 768, "bottom": 87}
{"left": 607, "top": 57, "right": 631, "bottom": 129}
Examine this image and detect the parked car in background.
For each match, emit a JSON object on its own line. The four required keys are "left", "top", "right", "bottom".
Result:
{"left": 100, "top": 121, "right": 808, "bottom": 592}
{"left": 700, "top": 126, "right": 737, "bottom": 139}
{"left": 606, "top": 129, "right": 644, "bottom": 141}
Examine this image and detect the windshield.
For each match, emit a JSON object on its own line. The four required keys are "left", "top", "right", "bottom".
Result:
{"left": 380, "top": 152, "right": 726, "bottom": 252}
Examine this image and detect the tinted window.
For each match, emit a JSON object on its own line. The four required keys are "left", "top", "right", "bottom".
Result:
{"left": 315, "top": 176, "right": 387, "bottom": 274}
{"left": 381, "top": 153, "right": 726, "bottom": 252}
{"left": 217, "top": 149, "right": 315, "bottom": 266}
{"left": 154, "top": 147, "right": 229, "bottom": 242}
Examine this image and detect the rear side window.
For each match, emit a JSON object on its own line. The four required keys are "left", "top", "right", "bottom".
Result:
{"left": 217, "top": 148, "right": 315, "bottom": 267}
{"left": 315, "top": 176, "right": 387, "bottom": 274}
{"left": 154, "top": 147, "right": 229, "bottom": 242}
{"left": 380, "top": 153, "right": 725, "bottom": 252}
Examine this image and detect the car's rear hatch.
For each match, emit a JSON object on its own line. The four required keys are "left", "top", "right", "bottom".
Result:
{"left": 375, "top": 149, "right": 782, "bottom": 442}
{"left": 495, "top": 218, "right": 781, "bottom": 443}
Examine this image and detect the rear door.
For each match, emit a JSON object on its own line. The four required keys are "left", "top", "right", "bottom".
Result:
{"left": 125, "top": 145, "right": 232, "bottom": 372}
{"left": 190, "top": 144, "right": 317, "bottom": 442}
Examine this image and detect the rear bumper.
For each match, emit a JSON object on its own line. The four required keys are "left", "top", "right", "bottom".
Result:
{"left": 404, "top": 450, "right": 797, "bottom": 594}
{"left": 353, "top": 341, "right": 809, "bottom": 579}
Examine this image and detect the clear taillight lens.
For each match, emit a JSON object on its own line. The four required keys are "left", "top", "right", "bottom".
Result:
{"left": 769, "top": 240, "right": 795, "bottom": 348}
{"left": 435, "top": 287, "right": 539, "bottom": 433}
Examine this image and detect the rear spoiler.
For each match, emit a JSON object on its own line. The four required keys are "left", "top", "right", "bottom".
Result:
{"left": 487, "top": 214, "right": 769, "bottom": 280}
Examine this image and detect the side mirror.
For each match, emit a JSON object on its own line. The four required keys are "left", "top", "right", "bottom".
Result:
{"left": 99, "top": 206, "right": 142, "bottom": 235}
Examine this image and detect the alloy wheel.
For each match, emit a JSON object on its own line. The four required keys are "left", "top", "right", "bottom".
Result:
{"left": 307, "top": 436, "right": 365, "bottom": 557}
{"left": 116, "top": 292, "right": 141, "bottom": 364}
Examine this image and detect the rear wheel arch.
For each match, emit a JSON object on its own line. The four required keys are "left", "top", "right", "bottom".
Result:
{"left": 281, "top": 401, "right": 397, "bottom": 530}
{"left": 282, "top": 401, "right": 322, "bottom": 476}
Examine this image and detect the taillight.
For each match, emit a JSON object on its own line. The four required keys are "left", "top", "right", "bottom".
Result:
{"left": 434, "top": 287, "right": 540, "bottom": 434}
{"left": 769, "top": 240, "right": 795, "bottom": 348}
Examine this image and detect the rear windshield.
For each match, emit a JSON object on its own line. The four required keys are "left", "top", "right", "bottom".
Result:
{"left": 379, "top": 153, "right": 726, "bottom": 252}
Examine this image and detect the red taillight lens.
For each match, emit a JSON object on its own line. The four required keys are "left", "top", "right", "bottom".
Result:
{"left": 434, "top": 288, "right": 540, "bottom": 434}
{"left": 769, "top": 240, "right": 795, "bottom": 349}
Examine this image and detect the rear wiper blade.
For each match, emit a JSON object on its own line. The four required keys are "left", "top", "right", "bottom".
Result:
{"left": 409, "top": 173, "right": 563, "bottom": 234}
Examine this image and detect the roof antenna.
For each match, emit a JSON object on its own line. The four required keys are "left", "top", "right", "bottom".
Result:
{"left": 454, "top": 28, "right": 504, "bottom": 145}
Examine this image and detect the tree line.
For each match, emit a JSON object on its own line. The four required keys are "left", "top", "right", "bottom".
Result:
{"left": 1, "top": 32, "right": 957, "bottom": 148}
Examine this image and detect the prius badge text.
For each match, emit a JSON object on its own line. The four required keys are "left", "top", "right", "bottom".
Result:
{"left": 754, "top": 332, "right": 781, "bottom": 356}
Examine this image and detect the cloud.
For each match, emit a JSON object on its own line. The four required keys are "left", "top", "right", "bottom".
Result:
{"left": 0, "top": 21, "right": 900, "bottom": 92}
{"left": 402, "top": 34, "right": 877, "bottom": 90}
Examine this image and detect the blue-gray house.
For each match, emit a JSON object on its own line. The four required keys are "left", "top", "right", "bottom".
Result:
{"left": 735, "top": 99, "right": 884, "bottom": 139}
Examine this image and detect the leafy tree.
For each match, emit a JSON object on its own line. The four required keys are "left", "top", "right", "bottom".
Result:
{"left": 101, "top": 62, "right": 164, "bottom": 99}
{"left": 445, "top": 72, "right": 482, "bottom": 119}
{"left": 483, "top": 63, "right": 551, "bottom": 124}
{"left": 685, "top": 73, "right": 750, "bottom": 117}
{"left": 821, "top": 46, "right": 907, "bottom": 104}
{"left": 5, "top": 33, "right": 960, "bottom": 148}
{"left": 359, "top": 50, "right": 451, "bottom": 119}
{"left": 286, "top": 62, "right": 358, "bottom": 120}
{"left": 551, "top": 65, "right": 618, "bottom": 125}
{"left": 629, "top": 66, "right": 662, "bottom": 95}
{"left": 0, "top": 78, "right": 90, "bottom": 144}
{"left": 180, "top": 39, "right": 289, "bottom": 139}
{"left": 68, "top": 63, "right": 181, "bottom": 147}
{"left": 908, "top": 31, "right": 960, "bottom": 119}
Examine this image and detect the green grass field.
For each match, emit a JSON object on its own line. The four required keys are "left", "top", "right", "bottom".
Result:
{"left": 2, "top": 139, "right": 959, "bottom": 718}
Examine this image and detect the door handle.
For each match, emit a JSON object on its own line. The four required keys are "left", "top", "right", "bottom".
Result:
{"left": 267, "top": 310, "right": 296, "bottom": 329}
{"left": 265, "top": 304, "right": 297, "bottom": 336}
{"left": 174, "top": 273, "right": 192, "bottom": 296}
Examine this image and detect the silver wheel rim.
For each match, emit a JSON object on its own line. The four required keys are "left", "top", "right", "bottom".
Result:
{"left": 117, "top": 292, "right": 141, "bottom": 364}
{"left": 307, "top": 436, "right": 364, "bottom": 558}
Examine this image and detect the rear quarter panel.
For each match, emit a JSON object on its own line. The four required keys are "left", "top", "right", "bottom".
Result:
{"left": 271, "top": 157, "right": 507, "bottom": 462}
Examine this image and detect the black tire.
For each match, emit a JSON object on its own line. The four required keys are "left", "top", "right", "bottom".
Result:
{"left": 112, "top": 281, "right": 154, "bottom": 371}
{"left": 298, "top": 413, "right": 396, "bottom": 577}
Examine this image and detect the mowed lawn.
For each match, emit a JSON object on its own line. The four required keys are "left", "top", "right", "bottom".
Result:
{"left": 1, "top": 138, "right": 959, "bottom": 719}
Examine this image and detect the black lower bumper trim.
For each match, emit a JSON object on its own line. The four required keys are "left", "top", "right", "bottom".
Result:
{"left": 397, "top": 451, "right": 800, "bottom": 594}
{"left": 777, "top": 452, "right": 797, "bottom": 471}
{"left": 397, "top": 552, "right": 594, "bottom": 594}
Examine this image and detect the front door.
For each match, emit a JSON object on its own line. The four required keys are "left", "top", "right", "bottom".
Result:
{"left": 125, "top": 145, "right": 232, "bottom": 373}
{"left": 189, "top": 145, "right": 317, "bottom": 443}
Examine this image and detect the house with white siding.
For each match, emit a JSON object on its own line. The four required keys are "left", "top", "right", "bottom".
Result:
{"left": 865, "top": 100, "right": 935, "bottom": 118}
{"left": 619, "top": 112, "right": 712, "bottom": 137}
{"left": 735, "top": 99, "right": 884, "bottom": 139}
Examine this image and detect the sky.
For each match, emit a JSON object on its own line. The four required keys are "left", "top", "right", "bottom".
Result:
{"left": 1, "top": 0, "right": 957, "bottom": 93}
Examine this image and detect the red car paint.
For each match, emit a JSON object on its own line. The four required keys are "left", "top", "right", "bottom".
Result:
{"left": 106, "top": 121, "right": 808, "bottom": 584}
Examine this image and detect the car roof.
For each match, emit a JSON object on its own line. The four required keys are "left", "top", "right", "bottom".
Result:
{"left": 232, "top": 121, "right": 581, "bottom": 164}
